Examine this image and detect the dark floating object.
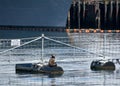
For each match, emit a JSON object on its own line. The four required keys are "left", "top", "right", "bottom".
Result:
{"left": 16, "top": 63, "right": 64, "bottom": 75}
{"left": 90, "top": 60, "right": 115, "bottom": 71}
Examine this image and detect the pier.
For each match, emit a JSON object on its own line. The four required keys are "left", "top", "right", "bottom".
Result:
{"left": 66, "top": 0, "right": 120, "bottom": 30}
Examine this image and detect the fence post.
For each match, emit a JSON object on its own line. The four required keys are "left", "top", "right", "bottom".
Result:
{"left": 41, "top": 34, "right": 44, "bottom": 63}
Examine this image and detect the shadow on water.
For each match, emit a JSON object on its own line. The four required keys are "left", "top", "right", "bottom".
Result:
{"left": 16, "top": 71, "right": 64, "bottom": 78}
{"left": 14, "top": 72, "right": 64, "bottom": 86}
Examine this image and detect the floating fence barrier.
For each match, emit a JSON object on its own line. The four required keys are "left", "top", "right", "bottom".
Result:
{"left": 0, "top": 33, "right": 120, "bottom": 64}
{"left": 0, "top": 33, "right": 120, "bottom": 86}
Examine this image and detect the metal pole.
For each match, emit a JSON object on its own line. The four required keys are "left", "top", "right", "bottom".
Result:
{"left": 83, "top": 1, "right": 86, "bottom": 19}
{"left": 96, "top": 2, "right": 101, "bottom": 29}
{"left": 68, "top": 11, "right": 71, "bottom": 29}
{"left": 116, "top": 0, "right": 118, "bottom": 28}
{"left": 104, "top": 1, "right": 107, "bottom": 25}
{"left": 78, "top": 1, "right": 81, "bottom": 29}
{"left": 73, "top": 0, "right": 76, "bottom": 29}
{"left": 103, "top": 33, "right": 106, "bottom": 59}
{"left": 41, "top": 34, "right": 44, "bottom": 63}
{"left": 110, "top": 1, "right": 113, "bottom": 20}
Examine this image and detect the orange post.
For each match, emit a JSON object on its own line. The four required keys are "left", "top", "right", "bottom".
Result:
{"left": 94, "top": 30, "right": 97, "bottom": 33}
{"left": 74, "top": 29, "right": 77, "bottom": 33}
{"left": 100, "top": 30, "right": 104, "bottom": 33}
{"left": 86, "top": 29, "right": 90, "bottom": 33}
{"left": 108, "top": 30, "right": 112, "bottom": 33}
{"left": 116, "top": 30, "right": 120, "bottom": 33}
{"left": 66, "top": 29, "right": 70, "bottom": 33}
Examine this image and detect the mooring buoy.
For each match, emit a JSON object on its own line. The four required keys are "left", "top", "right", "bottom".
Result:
{"left": 16, "top": 63, "right": 64, "bottom": 75}
{"left": 90, "top": 60, "right": 115, "bottom": 71}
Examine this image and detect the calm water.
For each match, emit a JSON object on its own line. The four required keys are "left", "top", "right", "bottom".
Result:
{"left": 0, "top": 33, "right": 120, "bottom": 86}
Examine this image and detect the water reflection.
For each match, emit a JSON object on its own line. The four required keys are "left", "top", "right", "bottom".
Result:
{"left": 16, "top": 71, "right": 63, "bottom": 78}
{"left": 50, "top": 78, "right": 56, "bottom": 86}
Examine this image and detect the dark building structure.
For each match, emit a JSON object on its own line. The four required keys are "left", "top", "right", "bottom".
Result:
{"left": 66, "top": 0, "right": 120, "bottom": 30}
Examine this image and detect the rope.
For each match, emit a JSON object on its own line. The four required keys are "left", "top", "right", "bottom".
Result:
{"left": 44, "top": 36, "right": 104, "bottom": 57}
{"left": 0, "top": 34, "right": 105, "bottom": 64}
{"left": 0, "top": 36, "right": 42, "bottom": 54}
